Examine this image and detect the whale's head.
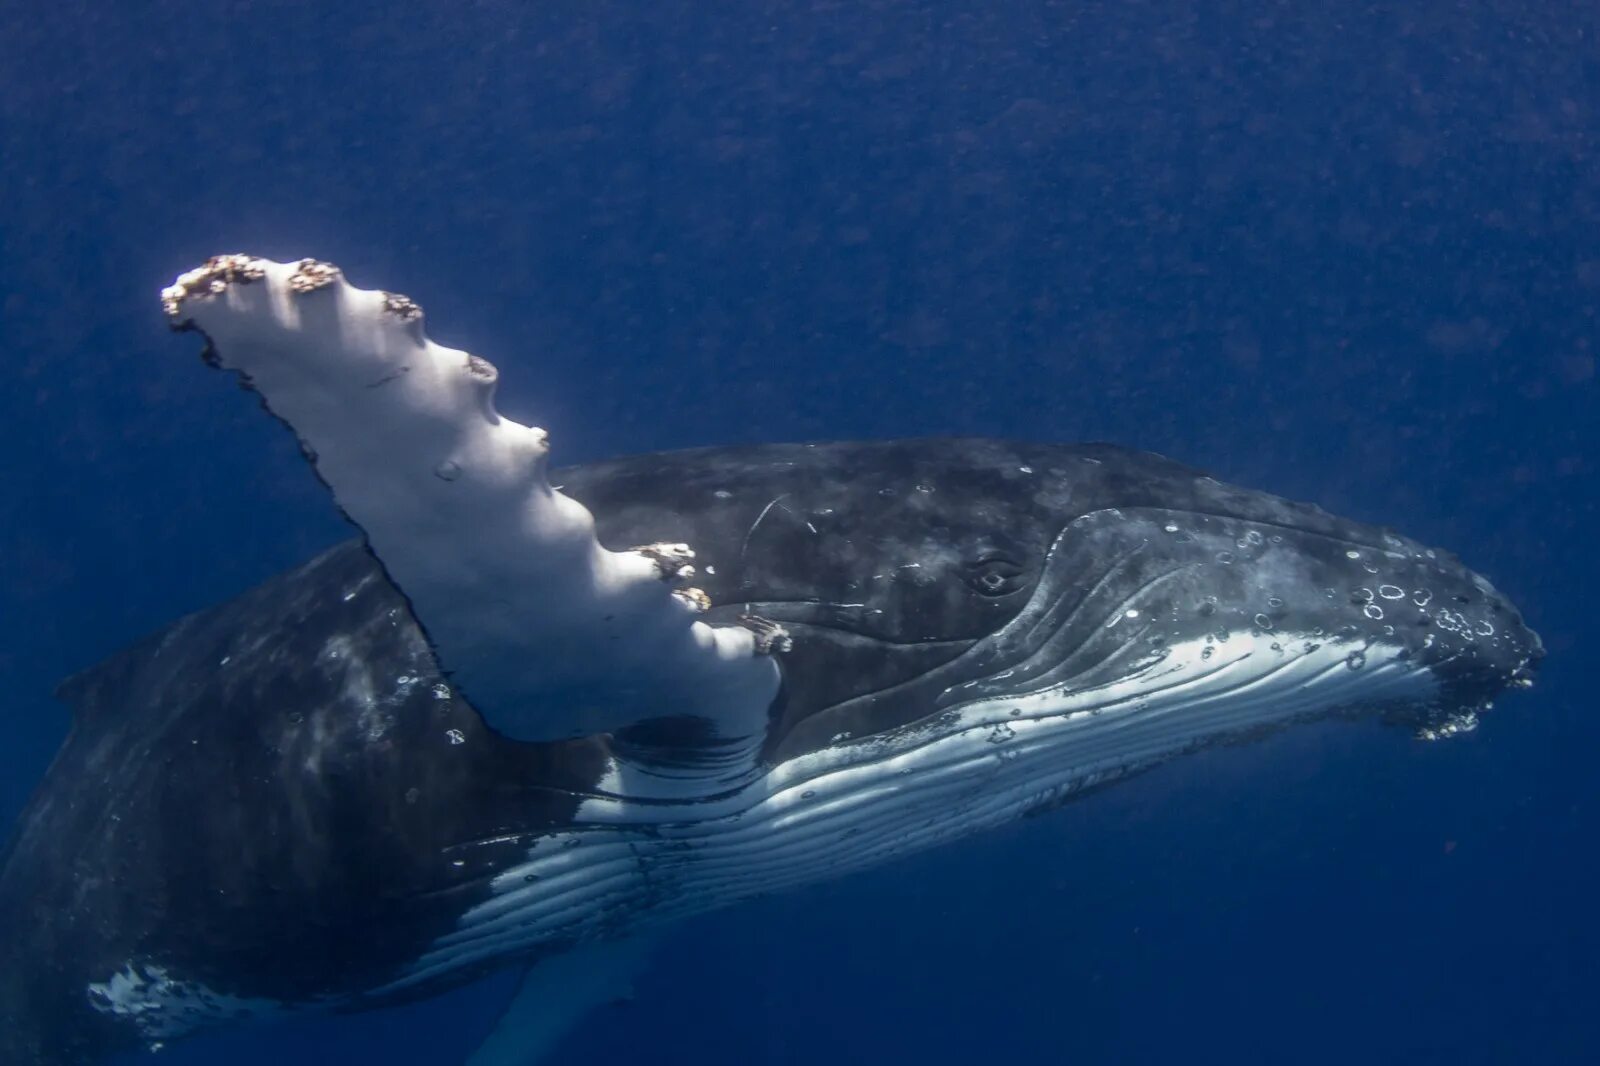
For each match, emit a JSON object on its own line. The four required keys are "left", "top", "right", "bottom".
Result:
{"left": 568, "top": 439, "right": 1541, "bottom": 784}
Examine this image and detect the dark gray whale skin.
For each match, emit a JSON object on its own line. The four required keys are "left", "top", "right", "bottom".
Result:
{"left": 0, "top": 439, "right": 1541, "bottom": 1065}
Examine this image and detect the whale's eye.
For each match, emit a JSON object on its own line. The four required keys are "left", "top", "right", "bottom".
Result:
{"left": 966, "top": 555, "right": 1026, "bottom": 597}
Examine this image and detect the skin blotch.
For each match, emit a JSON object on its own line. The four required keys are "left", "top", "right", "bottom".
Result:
{"left": 631, "top": 543, "right": 697, "bottom": 582}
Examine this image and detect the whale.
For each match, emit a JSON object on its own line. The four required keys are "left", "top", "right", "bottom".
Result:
{"left": 0, "top": 257, "right": 1542, "bottom": 1065}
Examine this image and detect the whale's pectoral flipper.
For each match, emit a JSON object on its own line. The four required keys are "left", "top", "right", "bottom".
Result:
{"left": 465, "top": 938, "right": 658, "bottom": 1066}
{"left": 162, "top": 256, "right": 781, "bottom": 743}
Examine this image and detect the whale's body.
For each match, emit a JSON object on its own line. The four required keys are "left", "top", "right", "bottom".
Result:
{"left": 0, "top": 439, "right": 1540, "bottom": 1064}
{"left": 0, "top": 261, "right": 1542, "bottom": 1064}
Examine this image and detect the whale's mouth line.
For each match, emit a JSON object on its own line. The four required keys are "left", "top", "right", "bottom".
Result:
{"left": 909, "top": 636, "right": 1420, "bottom": 759}
{"left": 722, "top": 600, "right": 977, "bottom": 649}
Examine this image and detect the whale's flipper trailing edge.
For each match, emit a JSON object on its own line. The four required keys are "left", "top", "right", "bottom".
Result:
{"left": 465, "top": 938, "right": 657, "bottom": 1066}
{"left": 162, "top": 256, "right": 781, "bottom": 746}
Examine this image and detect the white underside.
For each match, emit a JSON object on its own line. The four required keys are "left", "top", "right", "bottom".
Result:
{"left": 86, "top": 963, "right": 285, "bottom": 1043}
{"left": 387, "top": 632, "right": 1435, "bottom": 993}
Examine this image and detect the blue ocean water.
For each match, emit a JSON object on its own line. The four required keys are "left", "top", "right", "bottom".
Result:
{"left": 1, "top": 2, "right": 1594, "bottom": 1063}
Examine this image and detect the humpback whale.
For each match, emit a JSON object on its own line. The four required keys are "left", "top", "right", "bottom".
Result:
{"left": 0, "top": 257, "right": 1542, "bottom": 1065}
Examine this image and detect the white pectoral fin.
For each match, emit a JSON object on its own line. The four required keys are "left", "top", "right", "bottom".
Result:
{"left": 163, "top": 256, "right": 780, "bottom": 742}
{"left": 466, "top": 938, "right": 658, "bottom": 1066}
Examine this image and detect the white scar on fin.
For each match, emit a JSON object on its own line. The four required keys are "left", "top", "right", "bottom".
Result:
{"left": 162, "top": 256, "right": 781, "bottom": 742}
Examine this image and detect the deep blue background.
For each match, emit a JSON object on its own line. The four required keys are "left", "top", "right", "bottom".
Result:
{"left": 2, "top": 2, "right": 1595, "bottom": 1063}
